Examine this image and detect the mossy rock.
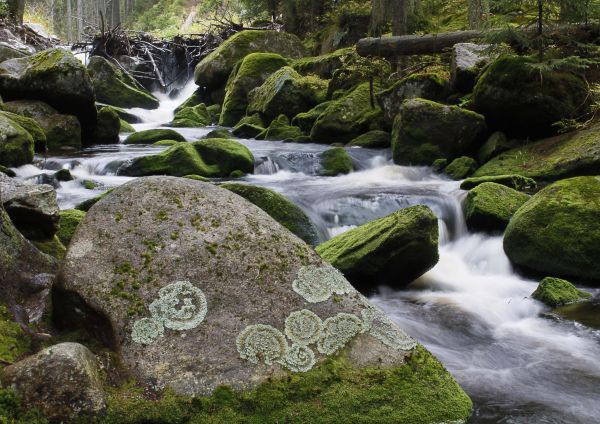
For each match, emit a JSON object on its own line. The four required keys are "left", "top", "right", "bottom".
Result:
{"left": 0, "top": 111, "right": 46, "bottom": 153}
{"left": 0, "top": 166, "right": 16, "bottom": 177}
{"left": 504, "top": 176, "right": 600, "bottom": 283}
{"left": 206, "top": 104, "right": 222, "bottom": 122}
{"left": 320, "top": 147, "right": 353, "bottom": 176}
{"left": 54, "top": 168, "right": 74, "bottom": 182}
{"left": 311, "top": 83, "right": 384, "bottom": 144}
{"left": 478, "top": 131, "right": 515, "bottom": 164}
{"left": 431, "top": 158, "right": 448, "bottom": 172}
{"left": 531, "top": 277, "right": 592, "bottom": 307}
{"left": 57, "top": 209, "right": 86, "bottom": 247}
{"left": 120, "top": 119, "right": 136, "bottom": 133}
{"left": 203, "top": 129, "right": 234, "bottom": 139}
{"left": 0, "top": 304, "right": 30, "bottom": 365}
{"left": 291, "top": 47, "right": 353, "bottom": 79}
{"left": 460, "top": 174, "right": 537, "bottom": 191}
{"left": 231, "top": 123, "right": 265, "bottom": 139}
{"left": 222, "top": 183, "right": 319, "bottom": 246}
{"left": 32, "top": 235, "right": 66, "bottom": 260}
{"left": 194, "top": 30, "right": 307, "bottom": 90}
{"left": 291, "top": 101, "right": 333, "bottom": 134}
{"left": 75, "top": 190, "right": 113, "bottom": 212}
{"left": 182, "top": 174, "right": 210, "bottom": 182}
{"left": 443, "top": 156, "right": 478, "bottom": 180}
{"left": 377, "top": 72, "right": 453, "bottom": 123}
{"left": 220, "top": 53, "right": 289, "bottom": 126}
{"left": 120, "top": 139, "right": 254, "bottom": 178}
{"left": 152, "top": 140, "right": 180, "bottom": 146}
{"left": 316, "top": 205, "right": 439, "bottom": 289}
{"left": 347, "top": 130, "right": 391, "bottom": 148}
{"left": 124, "top": 129, "right": 185, "bottom": 145}
{"left": 93, "top": 107, "right": 120, "bottom": 144}
{"left": 88, "top": 56, "right": 159, "bottom": 110}
{"left": 258, "top": 115, "right": 307, "bottom": 142}
{"left": 168, "top": 104, "right": 212, "bottom": 128}
{"left": 473, "top": 123, "right": 600, "bottom": 181}
{"left": 464, "top": 182, "right": 530, "bottom": 232}
{"left": 0, "top": 113, "right": 34, "bottom": 167}
{"left": 247, "top": 67, "right": 327, "bottom": 122}
{"left": 473, "top": 55, "right": 590, "bottom": 139}
{"left": 174, "top": 90, "right": 205, "bottom": 114}
{"left": 391, "top": 98, "right": 487, "bottom": 166}
{"left": 96, "top": 103, "right": 141, "bottom": 124}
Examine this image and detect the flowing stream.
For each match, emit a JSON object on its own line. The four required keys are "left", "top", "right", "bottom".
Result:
{"left": 11, "top": 83, "right": 600, "bottom": 424}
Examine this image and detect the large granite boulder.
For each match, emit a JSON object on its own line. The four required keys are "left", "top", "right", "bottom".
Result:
{"left": 87, "top": 56, "right": 159, "bottom": 110}
{"left": 392, "top": 98, "right": 487, "bottom": 166}
{"left": 316, "top": 205, "right": 439, "bottom": 289}
{"left": 0, "top": 204, "right": 56, "bottom": 323}
{"left": 0, "top": 342, "right": 106, "bottom": 422}
{"left": 0, "top": 112, "right": 34, "bottom": 166}
{"left": 504, "top": 176, "right": 600, "bottom": 284}
{"left": 194, "top": 30, "right": 307, "bottom": 91}
{"left": 0, "top": 48, "right": 97, "bottom": 137}
{"left": 55, "top": 177, "right": 471, "bottom": 423}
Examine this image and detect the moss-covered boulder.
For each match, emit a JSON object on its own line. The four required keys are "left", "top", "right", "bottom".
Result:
{"left": 54, "top": 168, "right": 74, "bottom": 182}
{"left": 291, "top": 101, "right": 333, "bottom": 134}
{"left": 247, "top": 67, "right": 327, "bottom": 122}
{"left": 473, "top": 55, "right": 590, "bottom": 139}
{"left": 220, "top": 53, "right": 289, "bottom": 126}
{"left": 531, "top": 277, "right": 592, "bottom": 307}
{"left": 311, "top": 83, "right": 384, "bottom": 144}
{"left": 0, "top": 304, "right": 30, "bottom": 365}
{"left": 88, "top": 56, "right": 159, "bottom": 110}
{"left": 316, "top": 205, "right": 439, "bottom": 289}
{"left": 232, "top": 123, "right": 265, "bottom": 139}
{"left": 57, "top": 209, "right": 86, "bottom": 247}
{"left": 377, "top": 73, "right": 453, "bottom": 123}
{"left": 2, "top": 100, "right": 81, "bottom": 151}
{"left": 92, "top": 107, "right": 120, "bottom": 144}
{"left": 55, "top": 177, "right": 471, "bottom": 423}
{"left": 120, "top": 119, "right": 135, "bottom": 133}
{"left": 320, "top": 147, "right": 353, "bottom": 176}
{"left": 504, "top": 176, "right": 600, "bottom": 283}
{"left": 0, "top": 113, "right": 34, "bottom": 167}
{"left": 460, "top": 174, "right": 537, "bottom": 191}
{"left": 392, "top": 98, "right": 487, "bottom": 166}
{"left": 348, "top": 130, "right": 391, "bottom": 148}
{"left": 0, "top": 48, "right": 97, "bottom": 137}
{"left": 97, "top": 103, "right": 141, "bottom": 123}
{"left": 120, "top": 139, "right": 254, "bottom": 178}
{"left": 291, "top": 48, "right": 352, "bottom": 79}
{"left": 258, "top": 115, "right": 308, "bottom": 142}
{"left": 222, "top": 183, "right": 319, "bottom": 245}
{"left": 473, "top": 123, "right": 600, "bottom": 181}
{"left": 32, "top": 235, "right": 66, "bottom": 260}
{"left": 0, "top": 111, "right": 46, "bottom": 152}
{"left": 477, "top": 131, "right": 516, "bottom": 164}
{"left": 464, "top": 182, "right": 530, "bottom": 232}
{"left": 443, "top": 156, "right": 478, "bottom": 180}
{"left": 124, "top": 128, "right": 185, "bottom": 145}
{"left": 168, "top": 104, "right": 212, "bottom": 127}
{"left": 75, "top": 189, "right": 113, "bottom": 212}
{"left": 204, "top": 129, "right": 234, "bottom": 139}
{"left": 194, "top": 30, "right": 307, "bottom": 90}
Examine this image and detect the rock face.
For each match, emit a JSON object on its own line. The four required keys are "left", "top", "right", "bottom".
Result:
{"left": 532, "top": 277, "right": 592, "bottom": 307}
{"left": 464, "top": 182, "right": 530, "bottom": 232}
{"left": 316, "top": 205, "right": 439, "bottom": 289}
{"left": 0, "top": 204, "right": 56, "bottom": 323}
{"left": 0, "top": 342, "right": 106, "bottom": 422}
{"left": 220, "top": 53, "right": 289, "bottom": 126}
{"left": 0, "top": 112, "right": 34, "bottom": 167}
{"left": 451, "top": 43, "right": 491, "bottom": 92}
{"left": 194, "top": 30, "right": 307, "bottom": 90}
{"left": 0, "top": 173, "right": 60, "bottom": 239}
{"left": 87, "top": 56, "right": 159, "bottom": 109}
{"left": 0, "top": 48, "right": 97, "bottom": 136}
{"left": 392, "top": 98, "right": 487, "bottom": 166}
{"left": 504, "top": 176, "right": 600, "bottom": 283}
{"left": 377, "top": 73, "right": 452, "bottom": 123}
{"left": 221, "top": 183, "right": 319, "bottom": 246}
{"left": 56, "top": 177, "right": 444, "bottom": 401}
{"left": 473, "top": 55, "right": 590, "bottom": 139}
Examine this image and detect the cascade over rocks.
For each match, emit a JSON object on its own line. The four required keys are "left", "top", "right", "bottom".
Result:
{"left": 56, "top": 176, "right": 441, "bottom": 397}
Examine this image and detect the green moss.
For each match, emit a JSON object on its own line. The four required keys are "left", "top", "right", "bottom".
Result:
{"left": 83, "top": 180, "right": 98, "bottom": 190}
{"left": 232, "top": 123, "right": 265, "bottom": 139}
{"left": 531, "top": 277, "right": 592, "bottom": 307}
{"left": 119, "top": 119, "right": 136, "bottom": 133}
{"left": 57, "top": 209, "right": 86, "bottom": 246}
{"left": 182, "top": 174, "right": 210, "bottom": 182}
{"left": 97, "top": 346, "right": 471, "bottom": 424}
{"left": 0, "top": 111, "right": 46, "bottom": 153}
{"left": 291, "top": 101, "right": 333, "bottom": 134}
{"left": 0, "top": 388, "right": 47, "bottom": 423}
{"left": 460, "top": 174, "right": 537, "bottom": 191}
{"left": 235, "top": 113, "right": 264, "bottom": 128}
{"left": 174, "top": 90, "right": 204, "bottom": 114}
{"left": 0, "top": 114, "right": 34, "bottom": 167}
{"left": 291, "top": 48, "right": 353, "bottom": 79}
{"left": 169, "top": 104, "right": 212, "bottom": 128}
{"left": 94, "top": 107, "right": 120, "bottom": 144}
{"left": 75, "top": 189, "right": 114, "bottom": 212}
{"left": 347, "top": 130, "right": 390, "bottom": 148}
{"left": 0, "top": 305, "right": 30, "bottom": 365}
{"left": 204, "top": 129, "right": 234, "bottom": 140}
{"left": 443, "top": 156, "right": 478, "bottom": 180}
{"left": 222, "top": 183, "right": 319, "bottom": 246}
{"left": 124, "top": 129, "right": 185, "bottom": 145}
{"left": 32, "top": 235, "right": 67, "bottom": 260}
{"left": 258, "top": 115, "right": 308, "bottom": 142}
{"left": 464, "top": 182, "right": 530, "bottom": 232}
{"left": 152, "top": 140, "right": 181, "bottom": 146}
{"left": 320, "top": 147, "right": 353, "bottom": 176}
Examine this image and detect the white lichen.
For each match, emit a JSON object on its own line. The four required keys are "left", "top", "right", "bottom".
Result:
{"left": 361, "top": 306, "right": 417, "bottom": 351}
{"left": 317, "top": 313, "right": 362, "bottom": 355}
{"left": 236, "top": 324, "right": 289, "bottom": 365}
{"left": 131, "top": 317, "right": 164, "bottom": 345}
{"left": 284, "top": 309, "right": 323, "bottom": 346}
{"left": 280, "top": 344, "right": 316, "bottom": 373}
{"left": 149, "top": 281, "right": 207, "bottom": 331}
{"left": 292, "top": 265, "right": 354, "bottom": 303}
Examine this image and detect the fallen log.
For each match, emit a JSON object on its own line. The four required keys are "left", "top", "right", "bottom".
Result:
{"left": 356, "top": 30, "right": 483, "bottom": 57}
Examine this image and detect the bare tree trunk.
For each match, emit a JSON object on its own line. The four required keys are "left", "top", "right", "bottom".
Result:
{"left": 6, "top": 0, "right": 25, "bottom": 24}
{"left": 76, "top": 0, "right": 83, "bottom": 41}
{"left": 468, "top": 0, "right": 489, "bottom": 30}
{"left": 66, "top": 0, "right": 72, "bottom": 43}
{"left": 111, "top": 0, "right": 120, "bottom": 27}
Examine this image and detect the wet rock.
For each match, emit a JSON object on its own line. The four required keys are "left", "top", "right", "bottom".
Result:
{"left": 464, "top": 182, "right": 530, "bottom": 232}
{"left": 443, "top": 156, "right": 478, "bottom": 180}
{"left": 316, "top": 205, "right": 439, "bottom": 289}
{"left": 87, "top": 56, "right": 159, "bottom": 109}
{"left": 168, "top": 103, "right": 212, "bottom": 127}
{"left": 92, "top": 106, "right": 120, "bottom": 144}
{"left": 0, "top": 173, "right": 59, "bottom": 239}
{"left": 504, "top": 176, "right": 600, "bottom": 283}
{"left": 392, "top": 98, "right": 487, "bottom": 166}
{"left": 0, "top": 110, "right": 46, "bottom": 153}
{"left": 0, "top": 112, "right": 34, "bottom": 167}
{"left": 124, "top": 128, "right": 185, "bottom": 145}
{"left": 319, "top": 147, "right": 353, "bottom": 176}
{"left": 348, "top": 130, "right": 391, "bottom": 148}
{"left": 451, "top": 43, "right": 491, "bottom": 92}
{"left": 0, "top": 342, "right": 106, "bottom": 422}
{"left": 532, "top": 277, "right": 592, "bottom": 307}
